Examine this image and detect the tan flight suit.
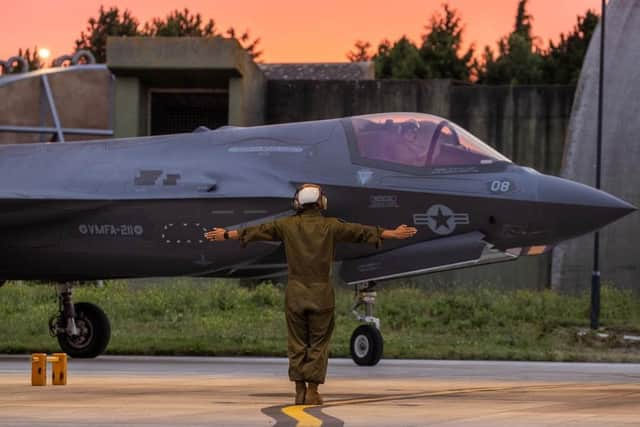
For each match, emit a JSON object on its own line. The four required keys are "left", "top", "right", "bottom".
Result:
{"left": 238, "top": 207, "right": 383, "bottom": 383}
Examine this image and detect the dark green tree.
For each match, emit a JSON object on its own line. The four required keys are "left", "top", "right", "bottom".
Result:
{"left": 143, "top": 9, "right": 262, "bottom": 60}
{"left": 372, "top": 40, "right": 393, "bottom": 77}
{"left": 542, "top": 9, "right": 599, "bottom": 84}
{"left": 360, "top": 4, "right": 475, "bottom": 79}
{"left": 373, "top": 37, "right": 426, "bottom": 79}
{"left": 225, "top": 27, "right": 263, "bottom": 61}
{"left": 419, "top": 3, "right": 474, "bottom": 81}
{"left": 75, "top": 7, "right": 262, "bottom": 63}
{"left": 142, "top": 8, "right": 216, "bottom": 37}
{"left": 477, "top": 0, "right": 544, "bottom": 84}
{"left": 514, "top": 0, "right": 533, "bottom": 39}
{"left": 346, "top": 40, "right": 372, "bottom": 62}
{"left": 75, "top": 6, "right": 140, "bottom": 63}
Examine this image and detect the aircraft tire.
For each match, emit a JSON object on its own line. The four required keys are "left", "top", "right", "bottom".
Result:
{"left": 57, "top": 302, "right": 111, "bottom": 358}
{"left": 350, "top": 324, "right": 383, "bottom": 366}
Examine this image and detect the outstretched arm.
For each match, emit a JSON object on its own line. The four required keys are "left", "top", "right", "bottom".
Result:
{"left": 381, "top": 224, "right": 418, "bottom": 240}
{"left": 332, "top": 220, "right": 417, "bottom": 248}
{"left": 204, "top": 228, "right": 240, "bottom": 241}
{"left": 204, "top": 221, "right": 282, "bottom": 246}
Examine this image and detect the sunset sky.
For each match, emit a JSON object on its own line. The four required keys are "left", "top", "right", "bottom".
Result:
{"left": 1, "top": 0, "right": 601, "bottom": 63}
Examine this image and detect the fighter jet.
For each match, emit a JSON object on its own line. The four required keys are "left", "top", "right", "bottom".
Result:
{"left": 0, "top": 113, "right": 635, "bottom": 365}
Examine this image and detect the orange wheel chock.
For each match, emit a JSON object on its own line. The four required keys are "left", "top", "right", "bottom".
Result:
{"left": 31, "top": 353, "right": 68, "bottom": 386}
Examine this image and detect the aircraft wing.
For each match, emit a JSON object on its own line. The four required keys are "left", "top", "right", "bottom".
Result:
{"left": 339, "top": 232, "right": 520, "bottom": 285}
{"left": 205, "top": 245, "right": 289, "bottom": 280}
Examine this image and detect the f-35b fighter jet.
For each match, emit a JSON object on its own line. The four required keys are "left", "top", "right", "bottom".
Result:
{"left": 0, "top": 113, "right": 635, "bottom": 365}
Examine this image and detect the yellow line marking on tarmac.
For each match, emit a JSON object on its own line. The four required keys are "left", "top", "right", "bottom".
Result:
{"left": 272, "top": 383, "right": 589, "bottom": 426}
{"left": 281, "top": 405, "right": 323, "bottom": 427}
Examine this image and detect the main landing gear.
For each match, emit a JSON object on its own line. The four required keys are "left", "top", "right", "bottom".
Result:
{"left": 350, "top": 281, "right": 383, "bottom": 366}
{"left": 49, "top": 284, "right": 111, "bottom": 358}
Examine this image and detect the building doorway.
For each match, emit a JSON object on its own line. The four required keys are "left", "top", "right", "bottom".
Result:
{"left": 149, "top": 89, "right": 228, "bottom": 135}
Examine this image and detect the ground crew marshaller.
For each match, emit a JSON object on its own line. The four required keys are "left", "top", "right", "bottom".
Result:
{"left": 204, "top": 184, "right": 417, "bottom": 405}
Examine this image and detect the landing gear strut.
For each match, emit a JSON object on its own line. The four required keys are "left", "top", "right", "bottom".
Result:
{"left": 350, "top": 281, "right": 383, "bottom": 366}
{"left": 49, "top": 284, "right": 111, "bottom": 358}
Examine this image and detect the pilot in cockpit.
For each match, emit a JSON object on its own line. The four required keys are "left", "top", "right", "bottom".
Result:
{"left": 353, "top": 113, "right": 511, "bottom": 169}
{"left": 386, "top": 120, "right": 430, "bottom": 167}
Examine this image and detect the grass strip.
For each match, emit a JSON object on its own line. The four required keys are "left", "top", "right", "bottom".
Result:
{"left": 1, "top": 280, "right": 639, "bottom": 361}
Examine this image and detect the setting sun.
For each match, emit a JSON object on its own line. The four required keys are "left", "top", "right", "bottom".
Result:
{"left": 38, "top": 47, "right": 50, "bottom": 59}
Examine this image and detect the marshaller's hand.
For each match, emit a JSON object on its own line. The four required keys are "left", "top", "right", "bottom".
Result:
{"left": 204, "top": 227, "right": 226, "bottom": 242}
{"left": 393, "top": 224, "right": 417, "bottom": 239}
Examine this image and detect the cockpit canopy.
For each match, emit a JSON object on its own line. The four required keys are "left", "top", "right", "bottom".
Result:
{"left": 348, "top": 113, "right": 510, "bottom": 169}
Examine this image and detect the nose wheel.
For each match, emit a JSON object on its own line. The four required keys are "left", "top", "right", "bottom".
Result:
{"left": 350, "top": 281, "right": 383, "bottom": 366}
{"left": 350, "top": 324, "right": 383, "bottom": 366}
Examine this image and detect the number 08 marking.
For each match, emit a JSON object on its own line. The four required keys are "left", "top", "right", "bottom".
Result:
{"left": 490, "top": 180, "right": 511, "bottom": 193}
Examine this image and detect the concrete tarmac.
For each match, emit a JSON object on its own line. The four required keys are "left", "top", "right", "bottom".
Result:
{"left": 1, "top": 355, "right": 639, "bottom": 426}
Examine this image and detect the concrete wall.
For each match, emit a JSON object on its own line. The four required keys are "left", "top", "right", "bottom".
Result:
{"left": 108, "top": 37, "right": 247, "bottom": 71}
{"left": 449, "top": 85, "right": 574, "bottom": 175}
{"left": 228, "top": 49, "right": 266, "bottom": 126}
{"left": 267, "top": 79, "right": 450, "bottom": 124}
{"left": 267, "top": 79, "right": 576, "bottom": 289}
{"left": 552, "top": 0, "right": 640, "bottom": 293}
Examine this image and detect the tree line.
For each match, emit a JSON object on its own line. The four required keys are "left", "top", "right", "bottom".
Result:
{"left": 74, "top": 6, "right": 262, "bottom": 63}
{"left": 9, "top": 1, "right": 597, "bottom": 85}
{"left": 347, "top": 0, "right": 598, "bottom": 84}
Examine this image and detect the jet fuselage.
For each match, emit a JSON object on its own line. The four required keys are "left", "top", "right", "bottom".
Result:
{"left": 0, "top": 114, "right": 634, "bottom": 282}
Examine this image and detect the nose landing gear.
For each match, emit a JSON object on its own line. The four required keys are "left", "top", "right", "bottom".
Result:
{"left": 49, "top": 284, "right": 111, "bottom": 358}
{"left": 350, "top": 281, "right": 383, "bottom": 366}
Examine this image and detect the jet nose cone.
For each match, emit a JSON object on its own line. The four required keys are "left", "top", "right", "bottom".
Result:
{"left": 537, "top": 175, "right": 636, "bottom": 239}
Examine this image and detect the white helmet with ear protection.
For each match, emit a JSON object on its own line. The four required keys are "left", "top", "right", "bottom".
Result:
{"left": 293, "top": 184, "right": 328, "bottom": 210}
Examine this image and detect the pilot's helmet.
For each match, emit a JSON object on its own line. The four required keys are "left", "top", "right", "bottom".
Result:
{"left": 400, "top": 120, "right": 419, "bottom": 142}
{"left": 293, "top": 184, "right": 328, "bottom": 211}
